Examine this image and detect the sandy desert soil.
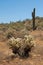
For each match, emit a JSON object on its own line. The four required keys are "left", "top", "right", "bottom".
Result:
{"left": 0, "top": 30, "right": 43, "bottom": 65}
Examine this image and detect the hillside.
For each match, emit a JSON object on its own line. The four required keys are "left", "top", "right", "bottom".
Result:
{"left": 0, "top": 17, "right": 43, "bottom": 41}
{"left": 0, "top": 17, "right": 43, "bottom": 65}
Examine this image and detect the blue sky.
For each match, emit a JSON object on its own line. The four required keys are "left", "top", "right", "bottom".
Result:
{"left": 0, "top": 0, "right": 43, "bottom": 23}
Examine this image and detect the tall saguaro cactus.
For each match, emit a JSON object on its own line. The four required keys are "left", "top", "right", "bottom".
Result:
{"left": 32, "top": 8, "right": 35, "bottom": 30}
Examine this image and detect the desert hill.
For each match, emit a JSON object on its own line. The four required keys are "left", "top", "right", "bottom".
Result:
{"left": 0, "top": 16, "right": 43, "bottom": 41}
{"left": 0, "top": 17, "right": 43, "bottom": 65}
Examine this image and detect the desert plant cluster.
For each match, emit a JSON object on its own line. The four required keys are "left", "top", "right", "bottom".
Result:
{"left": 7, "top": 35, "right": 35, "bottom": 57}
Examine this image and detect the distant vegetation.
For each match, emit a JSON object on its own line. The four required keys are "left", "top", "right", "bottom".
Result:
{"left": 0, "top": 17, "right": 43, "bottom": 41}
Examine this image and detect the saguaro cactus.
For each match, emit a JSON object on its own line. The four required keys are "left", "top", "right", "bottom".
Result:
{"left": 32, "top": 8, "right": 35, "bottom": 30}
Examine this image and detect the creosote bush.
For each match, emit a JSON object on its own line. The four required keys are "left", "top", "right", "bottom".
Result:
{"left": 8, "top": 35, "right": 35, "bottom": 57}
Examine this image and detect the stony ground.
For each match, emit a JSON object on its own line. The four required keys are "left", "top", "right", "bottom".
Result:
{"left": 0, "top": 30, "right": 43, "bottom": 65}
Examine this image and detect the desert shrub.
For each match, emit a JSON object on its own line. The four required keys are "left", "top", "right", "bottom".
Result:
{"left": 6, "top": 32, "right": 14, "bottom": 39}
{"left": 5, "top": 27, "right": 17, "bottom": 39}
{"left": 7, "top": 35, "right": 35, "bottom": 57}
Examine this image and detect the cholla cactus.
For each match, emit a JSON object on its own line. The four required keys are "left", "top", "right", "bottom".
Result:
{"left": 24, "top": 35, "right": 35, "bottom": 47}
{"left": 24, "top": 35, "right": 34, "bottom": 41}
{"left": 8, "top": 35, "right": 35, "bottom": 57}
{"left": 8, "top": 37, "right": 23, "bottom": 55}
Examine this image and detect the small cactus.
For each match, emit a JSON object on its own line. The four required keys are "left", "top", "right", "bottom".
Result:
{"left": 8, "top": 35, "right": 35, "bottom": 57}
